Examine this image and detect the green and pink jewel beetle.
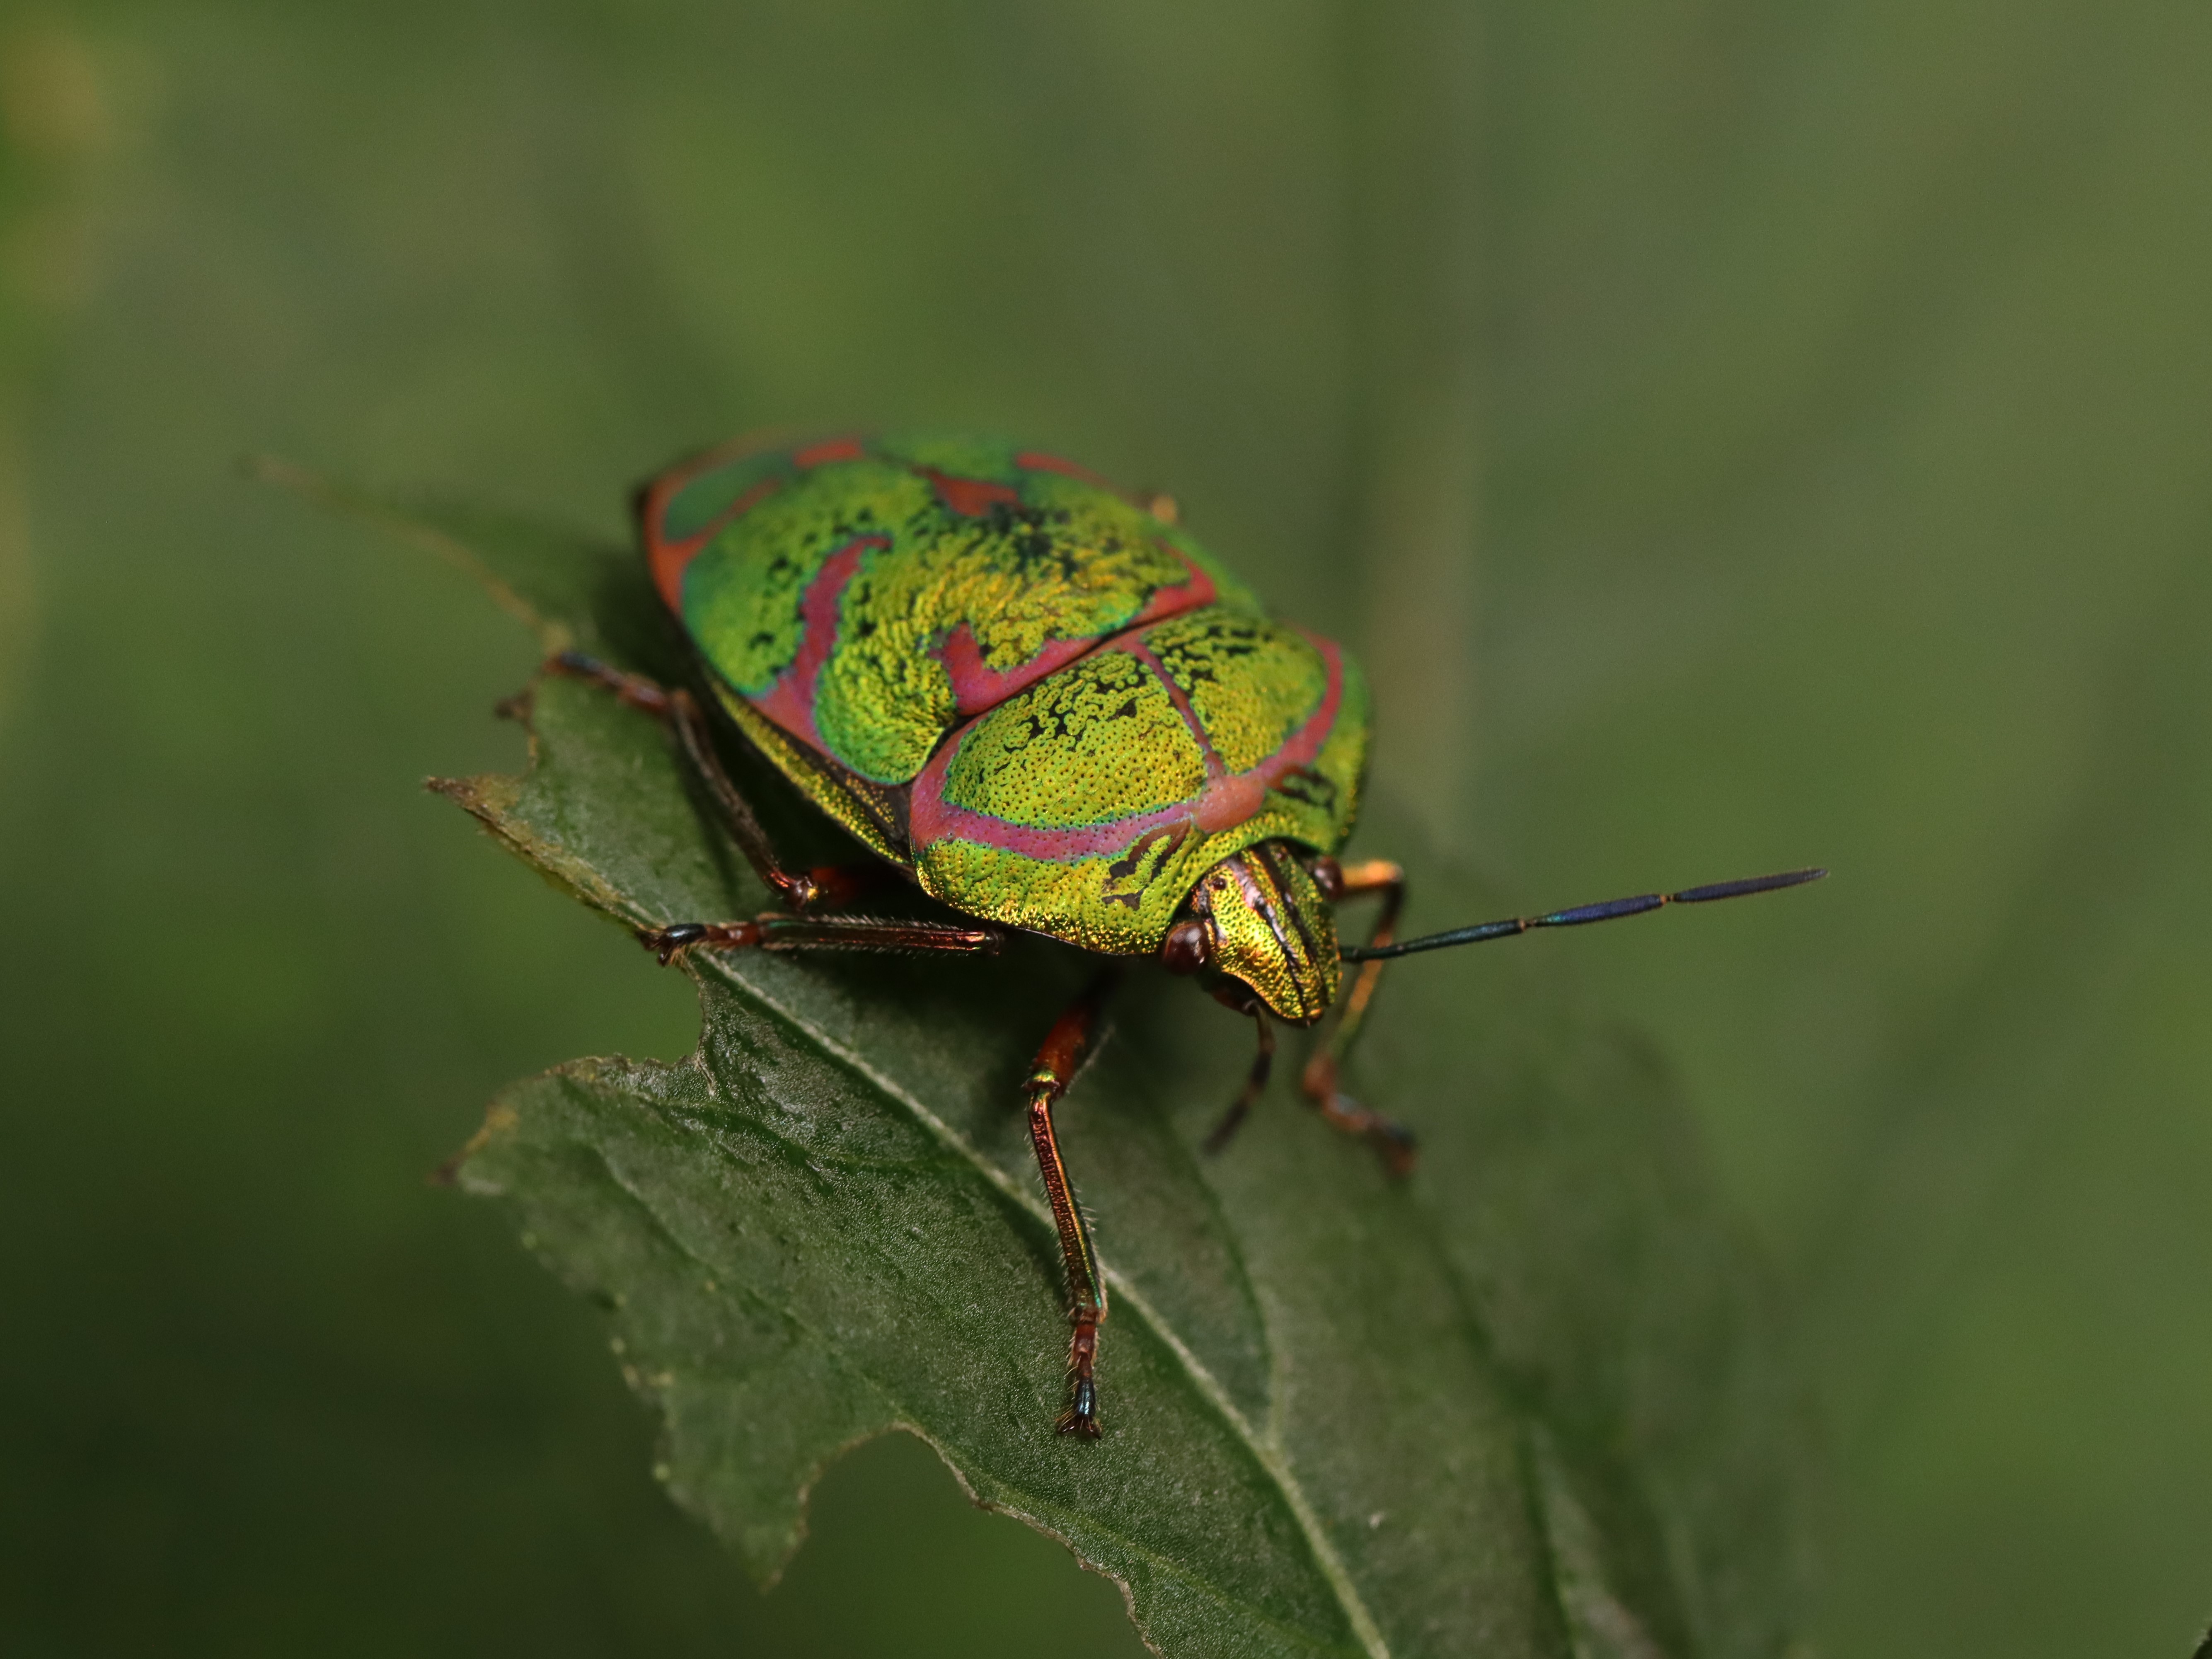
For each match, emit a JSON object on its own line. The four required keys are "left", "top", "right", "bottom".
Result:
{"left": 550, "top": 431, "right": 1822, "bottom": 1437}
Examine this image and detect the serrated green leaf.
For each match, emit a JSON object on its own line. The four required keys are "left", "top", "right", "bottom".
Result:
{"left": 334, "top": 485, "right": 1801, "bottom": 1658}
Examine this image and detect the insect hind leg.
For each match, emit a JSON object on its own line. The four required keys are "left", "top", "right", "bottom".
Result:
{"left": 1023, "top": 972, "right": 1119, "bottom": 1438}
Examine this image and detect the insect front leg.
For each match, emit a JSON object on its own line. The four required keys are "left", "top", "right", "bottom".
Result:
{"left": 1305, "top": 858, "right": 1419, "bottom": 1175}
{"left": 1023, "top": 972, "right": 1118, "bottom": 1439}
{"left": 545, "top": 651, "right": 881, "bottom": 912}
{"left": 1201, "top": 1011, "right": 1275, "bottom": 1155}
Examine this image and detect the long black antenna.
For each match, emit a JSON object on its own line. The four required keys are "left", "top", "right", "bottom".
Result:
{"left": 1339, "top": 867, "right": 1826, "bottom": 962}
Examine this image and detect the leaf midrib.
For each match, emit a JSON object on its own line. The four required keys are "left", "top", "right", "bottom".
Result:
{"left": 587, "top": 1104, "right": 1367, "bottom": 1654}
{"left": 691, "top": 952, "right": 1394, "bottom": 1659}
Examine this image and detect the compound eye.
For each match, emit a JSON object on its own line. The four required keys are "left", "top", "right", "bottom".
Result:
{"left": 1308, "top": 855, "right": 1346, "bottom": 902}
{"left": 1160, "top": 919, "right": 1211, "bottom": 975}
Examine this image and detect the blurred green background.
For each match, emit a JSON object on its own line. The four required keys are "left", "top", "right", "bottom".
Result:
{"left": 2, "top": 2, "right": 2207, "bottom": 1654}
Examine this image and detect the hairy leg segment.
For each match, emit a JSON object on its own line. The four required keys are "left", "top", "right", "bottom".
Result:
{"left": 545, "top": 651, "right": 998, "bottom": 959}
{"left": 1024, "top": 972, "right": 1119, "bottom": 1438}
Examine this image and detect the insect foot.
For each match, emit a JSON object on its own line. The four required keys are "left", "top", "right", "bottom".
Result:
{"left": 636, "top": 920, "right": 759, "bottom": 963}
{"left": 1056, "top": 1313, "right": 1104, "bottom": 1439}
{"left": 1301, "top": 1052, "right": 1421, "bottom": 1177}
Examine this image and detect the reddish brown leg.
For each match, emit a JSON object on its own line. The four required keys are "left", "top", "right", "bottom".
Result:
{"left": 1202, "top": 1012, "right": 1275, "bottom": 1155}
{"left": 1024, "top": 973, "right": 1118, "bottom": 1438}
{"left": 547, "top": 650, "right": 878, "bottom": 911}
{"left": 639, "top": 915, "right": 1002, "bottom": 963}
{"left": 1304, "top": 859, "right": 1418, "bottom": 1175}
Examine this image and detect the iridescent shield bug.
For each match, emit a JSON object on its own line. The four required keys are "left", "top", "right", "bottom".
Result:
{"left": 550, "top": 432, "right": 1822, "bottom": 1437}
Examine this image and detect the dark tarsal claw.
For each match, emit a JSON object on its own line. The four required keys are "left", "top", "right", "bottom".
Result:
{"left": 1055, "top": 1377, "right": 1101, "bottom": 1439}
{"left": 639, "top": 922, "right": 709, "bottom": 964}
{"left": 1375, "top": 1121, "right": 1419, "bottom": 1179}
{"left": 1054, "top": 1305, "right": 1104, "bottom": 1439}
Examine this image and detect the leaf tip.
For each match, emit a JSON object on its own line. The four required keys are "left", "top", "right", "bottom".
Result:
{"left": 429, "top": 1102, "right": 520, "bottom": 1188}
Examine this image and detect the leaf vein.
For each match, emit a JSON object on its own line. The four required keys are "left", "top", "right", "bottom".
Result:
{"left": 694, "top": 954, "right": 1394, "bottom": 1659}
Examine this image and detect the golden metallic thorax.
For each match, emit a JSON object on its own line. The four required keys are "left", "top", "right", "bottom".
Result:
{"left": 1189, "top": 843, "right": 1342, "bottom": 1025}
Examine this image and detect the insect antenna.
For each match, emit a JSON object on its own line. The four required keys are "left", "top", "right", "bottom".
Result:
{"left": 1339, "top": 867, "right": 1826, "bottom": 962}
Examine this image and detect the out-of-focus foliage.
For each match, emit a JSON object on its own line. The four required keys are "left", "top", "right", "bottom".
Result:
{"left": 0, "top": 3, "right": 2207, "bottom": 1657}
{"left": 0, "top": 21, "right": 102, "bottom": 726}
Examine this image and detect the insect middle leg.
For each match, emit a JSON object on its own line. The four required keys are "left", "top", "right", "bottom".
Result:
{"left": 546, "top": 650, "right": 879, "bottom": 911}
{"left": 1024, "top": 971, "right": 1118, "bottom": 1439}
{"left": 1304, "top": 859, "right": 1419, "bottom": 1175}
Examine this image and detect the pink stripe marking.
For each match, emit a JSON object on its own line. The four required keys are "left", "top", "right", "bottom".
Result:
{"left": 923, "top": 468, "right": 1022, "bottom": 518}
{"left": 791, "top": 436, "right": 866, "bottom": 468}
{"left": 909, "top": 631, "right": 1346, "bottom": 860}
{"left": 646, "top": 432, "right": 867, "bottom": 615}
{"left": 1126, "top": 552, "right": 1221, "bottom": 634}
{"left": 746, "top": 535, "right": 881, "bottom": 752}
{"left": 1014, "top": 450, "right": 1120, "bottom": 492}
{"left": 1123, "top": 636, "right": 1227, "bottom": 783}
{"left": 739, "top": 533, "right": 1235, "bottom": 775}
{"left": 650, "top": 473, "right": 783, "bottom": 613}
{"left": 936, "top": 625, "right": 1105, "bottom": 718}
{"left": 931, "top": 552, "right": 1220, "bottom": 718}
